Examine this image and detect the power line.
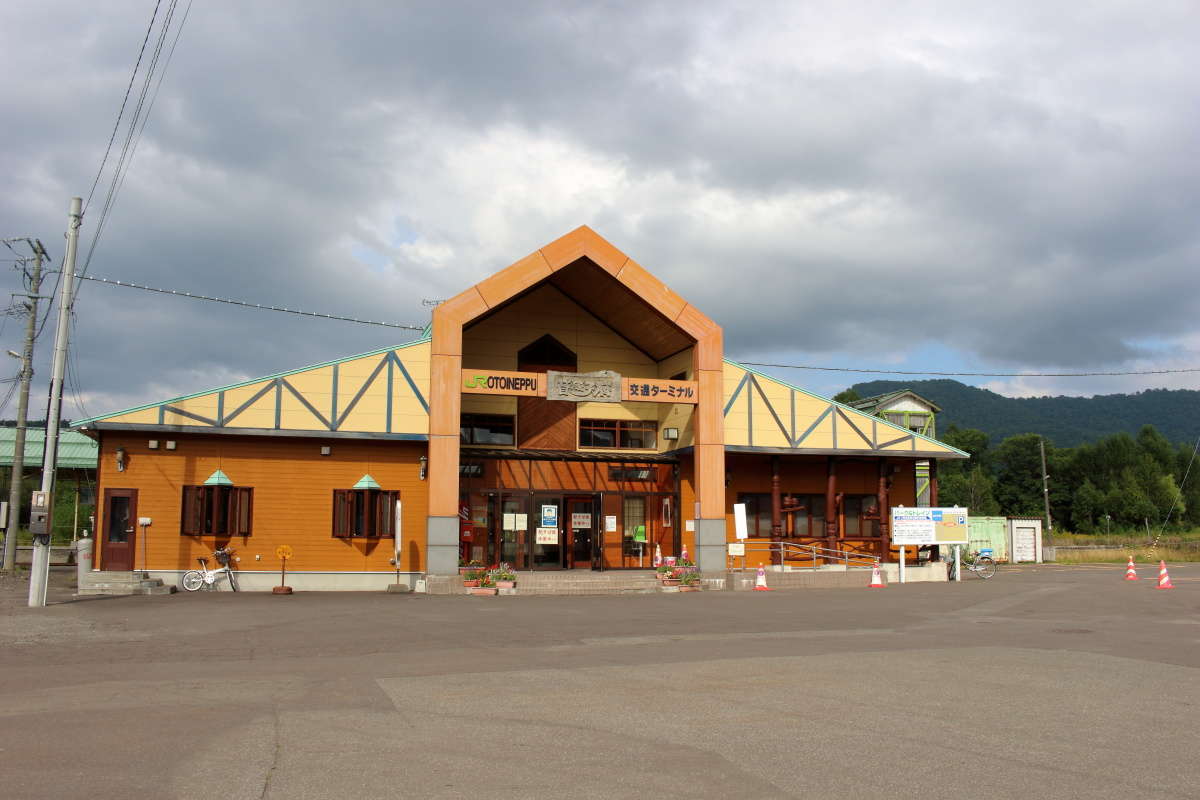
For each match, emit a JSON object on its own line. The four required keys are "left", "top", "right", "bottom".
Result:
{"left": 78, "top": 274, "right": 425, "bottom": 330}
{"left": 85, "top": 0, "right": 163, "bottom": 214}
{"left": 736, "top": 361, "right": 1200, "bottom": 378}
{"left": 80, "top": 0, "right": 188, "bottom": 281}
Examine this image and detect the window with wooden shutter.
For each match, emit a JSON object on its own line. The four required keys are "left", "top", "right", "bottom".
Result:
{"left": 333, "top": 488, "right": 398, "bottom": 538}
{"left": 181, "top": 486, "right": 202, "bottom": 535}
{"left": 332, "top": 489, "right": 352, "bottom": 537}
{"left": 180, "top": 485, "right": 253, "bottom": 536}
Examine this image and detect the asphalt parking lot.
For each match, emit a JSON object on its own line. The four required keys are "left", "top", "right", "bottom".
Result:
{"left": 1, "top": 563, "right": 1197, "bottom": 800}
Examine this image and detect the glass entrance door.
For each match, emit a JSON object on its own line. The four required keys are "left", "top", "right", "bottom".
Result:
{"left": 531, "top": 495, "right": 562, "bottom": 569}
{"left": 566, "top": 496, "right": 596, "bottom": 569}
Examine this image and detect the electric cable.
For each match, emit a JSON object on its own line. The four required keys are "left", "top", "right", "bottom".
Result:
{"left": 736, "top": 361, "right": 1200, "bottom": 378}
{"left": 85, "top": 0, "right": 164, "bottom": 215}
{"left": 78, "top": 274, "right": 425, "bottom": 330}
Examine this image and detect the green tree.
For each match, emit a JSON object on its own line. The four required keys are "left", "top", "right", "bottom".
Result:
{"left": 832, "top": 388, "right": 860, "bottom": 404}
{"left": 1071, "top": 479, "right": 1104, "bottom": 533}
{"left": 992, "top": 433, "right": 1049, "bottom": 517}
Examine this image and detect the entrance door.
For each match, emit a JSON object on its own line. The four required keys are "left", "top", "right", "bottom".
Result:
{"left": 101, "top": 488, "right": 138, "bottom": 571}
{"left": 566, "top": 497, "right": 595, "bottom": 569}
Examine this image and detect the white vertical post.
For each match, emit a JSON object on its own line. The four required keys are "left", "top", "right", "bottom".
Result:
{"left": 953, "top": 544, "right": 961, "bottom": 583}
{"left": 899, "top": 546, "right": 906, "bottom": 584}
{"left": 29, "top": 197, "right": 81, "bottom": 608}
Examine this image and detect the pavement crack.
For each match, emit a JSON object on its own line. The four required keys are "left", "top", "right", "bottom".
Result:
{"left": 259, "top": 705, "right": 282, "bottom": 799}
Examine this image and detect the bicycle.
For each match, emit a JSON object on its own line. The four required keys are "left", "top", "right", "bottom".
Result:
{"left": 947, "top": 547, "right": 997, "bottom": 580}
{"left": 181, "top": 547, "right": 240, "bottom": 592}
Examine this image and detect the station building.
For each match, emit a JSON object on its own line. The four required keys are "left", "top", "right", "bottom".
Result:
{"left": 74, "top": 227, "right": 965, "bottom": 590}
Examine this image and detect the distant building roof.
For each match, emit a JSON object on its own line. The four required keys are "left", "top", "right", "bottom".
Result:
{"left": 0, "top": 428, "right": 98, "bottom": 469}
{"left": 850, "top": 390, "right": 942, "bottom": 414}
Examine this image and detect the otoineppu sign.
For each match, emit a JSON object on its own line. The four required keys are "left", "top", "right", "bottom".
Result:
{"left": 459, "top": 368, "right": 698, "bottom": 404}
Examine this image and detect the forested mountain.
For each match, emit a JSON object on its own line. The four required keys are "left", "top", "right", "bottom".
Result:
{"left": 846, "top": 379, "right": 1199, "bottom": 447}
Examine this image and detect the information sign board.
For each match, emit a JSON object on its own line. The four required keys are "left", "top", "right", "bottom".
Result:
{"left": 891, "top": 507, "right": 970, "bottom": 545}
{"left": 535, "top": 528, "right": 558, "bottom": 545}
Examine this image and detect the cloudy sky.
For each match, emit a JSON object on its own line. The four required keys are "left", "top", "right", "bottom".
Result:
{"left": 2, "top": 0, "right": 1198, "bottom": 423}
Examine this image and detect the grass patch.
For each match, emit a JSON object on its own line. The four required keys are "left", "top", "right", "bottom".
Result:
{"left": 1053, "top": 547, "right": 1200, "bottom": 564}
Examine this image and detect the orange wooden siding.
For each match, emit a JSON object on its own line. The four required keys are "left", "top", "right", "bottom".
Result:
{"left": 95, "top": 433, "right": 428, "bottom": 573}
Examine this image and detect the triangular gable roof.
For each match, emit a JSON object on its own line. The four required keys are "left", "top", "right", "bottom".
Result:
{"left": 722, "top": 360, "right": 966, "bottom": 459}
{"left": 203, "top": 469, "right": 233, "bottom": 486}
{"left": 432, "top": 225, "right": 722, "bottom": 368}
{"left": 72, "top": 339, "right": 432, "bottom": 439}
{"left": 850, "top": 390, "right": 942, "bottom": 414}
{"left": 352, "top": 474, "right": 381, "bottom": 490}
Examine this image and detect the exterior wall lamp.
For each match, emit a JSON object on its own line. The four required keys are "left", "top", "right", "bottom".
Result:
{"left": 115, "top": 447, "right": 127, "bottom": 472}
{"left": 419, "top": 454, "right": 427, "bottom": 480}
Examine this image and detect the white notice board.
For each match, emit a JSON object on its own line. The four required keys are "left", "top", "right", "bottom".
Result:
{"left": 891, "top": 507, "right": 969, "bottom": 545}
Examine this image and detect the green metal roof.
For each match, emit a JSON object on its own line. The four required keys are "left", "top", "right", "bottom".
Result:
{"left": 353, "top": 474, "right": 381, "bottom": 489}
{"left": 0, "top": 428, "right": 97, "bottom": 469}
{"left": 203, "top": 469, "right": 233, "bottom": 486}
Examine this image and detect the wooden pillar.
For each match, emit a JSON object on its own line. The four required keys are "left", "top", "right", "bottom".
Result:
{"left": 878, "top": 459, "right": 890, "bottom": 563}
{"left": 771, "top": 455, "right": 782, "bottom": 565}
{"left": 824, "top": 457, "right": 838, "bottom": 552}
{"left": 929, "top": 459, "right": 939, "bottom": 507}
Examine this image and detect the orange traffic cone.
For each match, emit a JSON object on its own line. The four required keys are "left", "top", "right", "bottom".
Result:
{"left": 1156, "top": 560, "right": 1174, "bottom": 590}
{"left": 1124, "top": 556, "right": 1138, "bottom": 581}
{"left": 868, "top": 562, "right": 885, "bottom": 588}
{"left": 753, "top": 566, "right": 772, "bottom": 591}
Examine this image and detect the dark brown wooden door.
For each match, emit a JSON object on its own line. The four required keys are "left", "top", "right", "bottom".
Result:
{"left": 101, "top": 488, "right": 138, "bottom": 571}
{"left": 517, "top": 335, "right": 577, "bottom": 450}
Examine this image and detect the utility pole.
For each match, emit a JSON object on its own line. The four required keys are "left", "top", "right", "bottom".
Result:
{"left": 1, "top": 238, "right": 47, "bottom": 572}
{"left": 1039, "top": 436, "right": 1053, "bottom": 533}
{"left": 29, "top": 198, "right": 81, "bottom": 608}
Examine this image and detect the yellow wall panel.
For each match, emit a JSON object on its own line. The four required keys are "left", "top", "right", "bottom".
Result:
{"left": 105, "top": 408, "right": 159, "bottom": 425}
{"left": 170, "top": 395, "right": 221, "bottom": 421}
{"left": 463, "top": 285, "right": 655, "bottom": 375}
{"left": 161, "top": 410, "right": 207, "bottom": 427}
{"left": 278, "top": 386, "right": 327, "bottom": 431}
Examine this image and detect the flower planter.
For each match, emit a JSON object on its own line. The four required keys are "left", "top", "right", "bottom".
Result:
{"left": 678, "top": 585, "right": 700, "bottom": 592}
{"left": 469, "top": 587, "right": 498, "bottom": 596}
{"left": 459, "top": 566, "right": 482, "bottom": 575}
{"left": 462, "top": 579, "right": 481, "bottom": 588}
{"left": 496, "top": 580, "right": 516, "bottom": 589}
{"left": 662, "top": 578, "right": 681, "bottom": 586}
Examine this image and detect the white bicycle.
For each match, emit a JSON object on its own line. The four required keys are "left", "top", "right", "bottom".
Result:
{"left": 181, "top": 547, "right": 240, "bottom": 592}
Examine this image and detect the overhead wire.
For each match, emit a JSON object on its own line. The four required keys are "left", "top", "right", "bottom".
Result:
{"left": 79, "top": 0, "right": 186, "bottom": 282}
{"left": 77, "top": 274, "right": 426, "bottom": 330}
{"left": 84, "top": 0, "right": 164, "bottom": 215}
{"left": 735, "top": 361, "right": 1200, "bottom": 378}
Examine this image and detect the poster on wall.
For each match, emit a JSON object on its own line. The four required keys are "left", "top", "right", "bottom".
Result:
{"left": 733, "top": 503, "right": 748, "bottom": 540}
{"left": 535, "top": 527, "right": 559, "bottom": 545}
{"left": 540, "top": 505, "right": 558, "bottom": 528}
{"left": 571, "top": 512, "right": 591, "bottom": 528}
{"left": 605, "top": 515, "right": 617, "bottom": 532}
{"left": 514, "top": 514, "right": 528, "bottom": 530}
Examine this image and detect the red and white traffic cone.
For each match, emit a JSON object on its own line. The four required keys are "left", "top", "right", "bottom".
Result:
{"left": 1156, "top": 560, "right": 1175, "bottom": 590}
{"left": 753, "top": 566, "right": 771, "bottom": 591}
{"left": 868, "top": 562, "right": 885, "bottom": 588}
{"left": 1123, "top": 556, "right": 1138, "bottom": 581}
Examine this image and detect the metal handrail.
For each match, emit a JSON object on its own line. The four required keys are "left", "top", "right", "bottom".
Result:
{"left": 728, "top": 539, "right": 879, "bottom": 571}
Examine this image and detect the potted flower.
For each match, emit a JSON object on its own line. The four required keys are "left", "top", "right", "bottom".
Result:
{"left": 491, "top": 563, "right": 517, "bottom": 589}
{"left": 470, "top": 573, "right": 498, "bottom": 596}
{"left": 675, "top": 557, "right": 697, "bottom": 575}
{"left": 459, "top": 558, "right": 483, "bottom": 576}
{"left": 655, "top": 565, "right": 673, "bottom": 582}
{"left": 661, "top": 569, "right": 682, "bottom": 587}
{"left": 678, "top": 571, "right": 702, "bottom": 592}
{"left": 462, "top": 568, "right": 483, "bottom": 588}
